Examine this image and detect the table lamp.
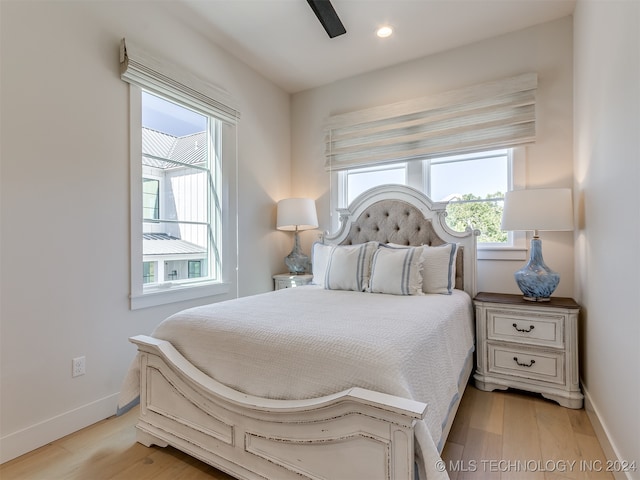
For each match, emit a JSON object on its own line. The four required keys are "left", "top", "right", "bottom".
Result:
{"left": 276, "top": 198, "right": 318, "bottom": 274}
{"left": 501, "top": 188, "right": 574, "bottom": 301}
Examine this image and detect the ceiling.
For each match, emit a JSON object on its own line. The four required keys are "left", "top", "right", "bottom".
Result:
{"left": 176, "top": 0, "right": 576, "bottom": 93}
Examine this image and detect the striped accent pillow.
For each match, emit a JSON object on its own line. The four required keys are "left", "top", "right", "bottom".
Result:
{"left": 323, "top": 241, "right": 378, "bottom": 292}
{"left": 368, "top": 245, "right": 424, "bottom": 295}
{"left": 421, "top": 243, "right": 458, "bottom": 294}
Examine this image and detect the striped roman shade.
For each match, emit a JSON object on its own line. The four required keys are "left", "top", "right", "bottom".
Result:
{"left": 120, "top": 38, "right": 240, "bottom": 125}
{"left": 325, "top": 73, "right": 537, "bottom": 170}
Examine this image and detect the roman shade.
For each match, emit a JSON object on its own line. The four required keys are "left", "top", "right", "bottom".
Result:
{"left": 325, "top": 73, "right": 537, "bottom": 170}
{"left": 119, "top": 38, "right": 240, "bottom": 124}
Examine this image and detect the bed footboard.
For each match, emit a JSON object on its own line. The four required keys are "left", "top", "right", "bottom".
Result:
{"left": 131, "top": 335, "right": 427, "bottom": 480}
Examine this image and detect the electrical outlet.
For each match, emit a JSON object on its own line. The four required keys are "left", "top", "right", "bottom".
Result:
{"left": 72, "top": 356, "right": 86, "bottom": 377}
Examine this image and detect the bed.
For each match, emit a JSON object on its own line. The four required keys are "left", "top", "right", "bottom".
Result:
{"left": 119, "top": 184, "right": 479, "bottom": 480}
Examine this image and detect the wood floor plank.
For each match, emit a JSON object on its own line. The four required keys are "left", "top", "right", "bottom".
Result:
{"left": 572, "top": 432, "right": 614, "bottom": 480}
{"left": 58, "top": 409, "right": 137, "bottom": 454}
{"left": 458, "top": 427, "right": 503, "bottom": 480}
{"left": 566, "top": 408, "right": 597, "bottom": 437}
{"left": 535, "top": 399, "right": 583, "bottom": 480}
{"left": 501, "top": 391, "right": 545, "bottom": 480}
{"left": 446, "top": 386, "right": 475, "bottom": 446}
{"left": 112, "top": 447, "right": 197, "bottom": 480}
{"left": 468, "top": 387, "right": 505, "bottom": 435}
{"left": 0, "top": 443, "right": 74, "bottom": 480}
{"left": 442, "top": 441, "right": 465, "bottom": 480}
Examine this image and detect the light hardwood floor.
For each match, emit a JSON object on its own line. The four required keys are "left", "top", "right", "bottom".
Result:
{"left": 1, "top": 386, "right": 612, "bottom": 480}
{"left": 441, "top": 387, "right": 612, "bottom": 480}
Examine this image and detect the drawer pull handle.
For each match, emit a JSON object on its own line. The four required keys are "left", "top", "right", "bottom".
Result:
{"left": 513, "top": 357, "right": 536, "bottom": 367}
{"left": 513, "top": 323, "right": 535, "bottom": 333}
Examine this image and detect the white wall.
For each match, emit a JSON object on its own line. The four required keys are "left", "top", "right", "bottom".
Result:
{"left": 573, "top": 1, "right": 640, "bottom": 476}
{"left": 292, "top": 17, "right": 575, "bottom": 296}
{"left": 0, "top": 1, "right": 291, "bottom": 461}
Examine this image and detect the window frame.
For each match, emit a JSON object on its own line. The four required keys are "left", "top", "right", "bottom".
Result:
{"left": 129, "top": 84, "right": 236, "bottom": 309}
{"left": 333, "top": 148, "right": 527, "bottom": 261}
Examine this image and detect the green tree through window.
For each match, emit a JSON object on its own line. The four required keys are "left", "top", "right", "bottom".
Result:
{"left": 445, "top": 192, "right": 507, "bottom": 243}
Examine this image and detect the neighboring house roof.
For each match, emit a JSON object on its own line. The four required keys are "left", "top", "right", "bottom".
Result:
{"left": 142, "top": 128, "right": 206, "bottom": 169}
{"left": 143, "top": 233, "right": 206, "bottom": 256}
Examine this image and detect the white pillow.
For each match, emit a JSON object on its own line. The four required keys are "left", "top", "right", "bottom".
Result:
{"left": 385, "top": 242, "right": 459, "bottom": 294}
{"left": 421, "top": 243, "right": 458, "bottom": 294}
{"left": 368, "top": 245, "right": 423, "bottom": 295}
{"left": 313, "top": 241, "right": 378, "bottom": 292}
{"left": 311, "top": 242, "right": 332, "bottom": 285}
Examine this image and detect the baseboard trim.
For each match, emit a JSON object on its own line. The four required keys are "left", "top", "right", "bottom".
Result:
{"left": 0, "top": 393, "right": 119, "bottom": 464}
{"left": 582, "top": 384, "right": 634, "bottom": 480}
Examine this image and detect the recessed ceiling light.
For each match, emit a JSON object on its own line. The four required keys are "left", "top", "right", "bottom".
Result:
{"left": 376, "top": 26, "right": 393, "bottom": 38}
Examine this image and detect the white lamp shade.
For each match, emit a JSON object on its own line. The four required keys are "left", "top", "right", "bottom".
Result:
{"left": 276, "top": 198, "right": 318, "bottom": 231}
{"left": 501, "top": 188, "right": 574, "bottom": 232}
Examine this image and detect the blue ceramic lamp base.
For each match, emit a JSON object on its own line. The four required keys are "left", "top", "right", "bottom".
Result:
{"left": 515, "top": 237, "right": 560, "bottom": 302}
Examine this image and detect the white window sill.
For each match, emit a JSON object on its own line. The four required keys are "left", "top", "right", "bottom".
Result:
{"left": 478, "top": 246, "right": 528, "bottom": 261}
{"left": 130, "top": 281, "right": 231, "bottom": 310}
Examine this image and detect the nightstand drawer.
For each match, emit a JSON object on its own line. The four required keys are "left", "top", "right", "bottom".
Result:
{"left": 488, "top": 344, "right": 565, "bottom": 385}
{"left": 273, "top": 273, "right": 313, "bottom": 290}
{"left": 487, "top": 309, "right": 564, "bottom": 348}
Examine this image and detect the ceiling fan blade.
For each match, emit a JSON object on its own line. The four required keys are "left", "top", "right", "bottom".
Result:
{"left": 306, "top": 0, "right": 346, "bottom": 38}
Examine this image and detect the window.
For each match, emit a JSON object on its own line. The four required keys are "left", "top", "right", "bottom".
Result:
{"left": 336, "top": 148, "right": 523, "bottom": 249}
{"left": 143, "top": 262, "right": 155, "bottom": 284}
{"left": 142, "top": 178, "right": 160, "bottom": 220}
{"left": 121, "top": 39, "right": 239, "bottom": 309}
{"left": 188, "top": 260, "right": 202, "bottom": 279}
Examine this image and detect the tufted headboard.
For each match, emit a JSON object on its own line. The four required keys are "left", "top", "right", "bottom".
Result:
{"left": 325, "top": 185, "right": 478, "bottom": 297}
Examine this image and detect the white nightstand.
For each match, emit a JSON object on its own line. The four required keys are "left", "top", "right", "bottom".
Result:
{"left": 273, "top": 273, "right": 313, "bottom": 290}
{"left": 473, "top": 292, "right": 583, "bottom": 409}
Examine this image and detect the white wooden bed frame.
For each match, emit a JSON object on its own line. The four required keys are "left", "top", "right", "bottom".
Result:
{"left": 130, "top": 185, "right": 478, "bottom": 480}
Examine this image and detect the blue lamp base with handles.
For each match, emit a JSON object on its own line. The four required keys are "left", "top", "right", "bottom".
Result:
{"left": 515, "top": 237, "right": 560, "bottom": 302}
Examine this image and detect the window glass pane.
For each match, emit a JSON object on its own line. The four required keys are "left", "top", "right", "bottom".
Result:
{"left": 142, "top": 178, "right": 160, "bottom": 220}
{"left": 162, "top": 165, "right": 210, "bottom": 224}
{"left": 188, "top": 260, "right": 202, "bottom": 278}
{"left": 143, "top": 223, "right": 213, "bottom": 284}
{"left": 446, "top": 198, "right": 507, "bottom": 244}
{"left": 143, "top": 262, "right": 155, "bottom": 284}
{"left": 141, "top": 91, "right": 218, "bottom": 289}
{"left": 347, "top": 165, "right": 406, "bottom": 204}
{"left": 142, "top": 91, "right": 207, "bottom": 136}
{"left": 426, "top": 150, "right": 509, "bottom": 244}
{"left": 430, "top": 151, "right": 507, "bottom": 202}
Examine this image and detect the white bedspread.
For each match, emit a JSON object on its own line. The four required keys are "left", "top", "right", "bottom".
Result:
{"left": 119, "top": 286, "right": 474, "bottom": 480}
